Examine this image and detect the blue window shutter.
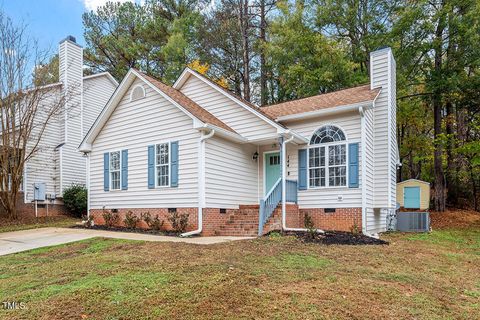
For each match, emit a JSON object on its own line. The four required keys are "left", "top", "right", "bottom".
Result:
{"left": 170, "top": 141, "right": 179, "bottom": 187}
{"left": 349, "top": 143, "right": 359, "bottom": 188}
{"left": 121, "top": 149, "right": 128, "bottom": 190}
{"left": 103, "top": 152, "right": 109, "bottom": 191}
{"left": 298, "top": 149, "right": 307, "bottom": 190}
{"left": 148, "top": 145, "right": 155, "bottom": 189}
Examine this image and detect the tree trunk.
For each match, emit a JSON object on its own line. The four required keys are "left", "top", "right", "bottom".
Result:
{"left": 445, "top": 100, "right": 456, "bottom": 205}
{"left": 239, "top": 0, "right": 251, "bottom": 101}
{"left": 259, "top": 0, "right": 267, "bottom": 106}
{"left": 433, "top": 9, "right": 446, "bottom": 212}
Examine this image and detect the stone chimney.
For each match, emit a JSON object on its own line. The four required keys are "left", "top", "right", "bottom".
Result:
{"left": 370, "top": 47, "right": 397, "bottom": 209}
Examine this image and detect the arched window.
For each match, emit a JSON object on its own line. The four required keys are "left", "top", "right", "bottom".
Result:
{"left": 308, "top": 125, "right": 347, "bottom": 188}
{"left": 130, "top": 85, "right": 146, "bottom": 101}
{"left": 310, "top": 125, "right": 346, "bottom": 145}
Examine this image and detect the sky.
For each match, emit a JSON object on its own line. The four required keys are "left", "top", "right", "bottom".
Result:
{"left": 1, "top": 0, "right": 134, "bottom": 55}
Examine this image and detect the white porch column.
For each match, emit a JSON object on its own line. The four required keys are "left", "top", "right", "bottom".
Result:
{"left": 280, "top": 136, "right": 287, "bottom": 229}
{"left": 280, "top": 135, "right": 295, "bottom": 230}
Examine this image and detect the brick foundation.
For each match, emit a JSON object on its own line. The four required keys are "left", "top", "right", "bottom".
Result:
{"left": 0, "top": 192, "right": 67, "bottom": 218}
{"left": 296, "top": 208, "right": 362, "bottom": 232}
{"left": 89, "top": 205, "right": 362, "bottom": 236}
{"left": 90, "top": 207, "right": 199, "bottom": 232}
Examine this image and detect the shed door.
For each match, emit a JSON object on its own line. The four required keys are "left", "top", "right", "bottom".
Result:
{"left": 404, "top": 186, "right": 420, "bottom": 209}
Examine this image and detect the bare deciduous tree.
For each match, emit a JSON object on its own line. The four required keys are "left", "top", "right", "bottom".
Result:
{"left": 0, "top": 12, "right": 75, "bottom": 219}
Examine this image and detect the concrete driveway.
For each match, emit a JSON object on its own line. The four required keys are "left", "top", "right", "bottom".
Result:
{"left": 0, "top": 227, "right": 253, "bottom": 256}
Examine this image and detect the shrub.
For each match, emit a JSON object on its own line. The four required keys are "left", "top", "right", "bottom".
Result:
{"left": 350, "top": 217, "right": 361, "bottom": 235}
{"left": 141, "top": 212, "right": 164, "bottom": 231}
{"left": 102, "top": 207, "right": 119, "bottom": 228}
{"left": 63, "top": 185, "right": 87, "bottom": 218}
{"left": 304, "top": 213, "right": 316, "bottom": 239}
{"left": 141, "top": 212, "right": 152, "bottom": 226}
{"left": 82, "top": 214, "right": 94, "bottom": 228}
{"left": 168, "top": 211, "right": 189, "bottom": 233}
{"left": 124, "top": 211, "right": 140, "bottom": 229}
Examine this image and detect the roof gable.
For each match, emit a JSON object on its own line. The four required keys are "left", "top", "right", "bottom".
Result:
{"left": 173, "top": 68, "right": 286, "bottom": 132}
{"left": 261, "top": 85, "right": 381, "bottom": 120}
{"left": 135, "top": 70, "right": 234, "bottom": 133}
{"left": 83, "top": 72, "right": 119, "bottom": 87}
{"left": 79, "top": 69, "right": 235, "bottom": 152}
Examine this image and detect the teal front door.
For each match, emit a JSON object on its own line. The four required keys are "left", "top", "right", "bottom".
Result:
{"left": 404, "top": 186, "right": 421, "bottom": 209}
{"left": 265, "top": 152, "right": 281, "bottom": 195}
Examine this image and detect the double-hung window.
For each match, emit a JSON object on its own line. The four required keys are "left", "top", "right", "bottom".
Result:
{"left": 156, "top": 143, "right": 170, "bottom": 187}
{"left": 110, "top": 151, "right": 121, "bottom": 190}
{"left": 308, "top": 125, "right": 347, "bottom": 188}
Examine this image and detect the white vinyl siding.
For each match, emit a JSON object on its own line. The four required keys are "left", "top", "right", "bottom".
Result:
{"left": 280, "top": 112, "right": 362, "bottom": 208}
{"left": 371, "top": 49, "right": 396, "bottom": 209}
{"left": 59, "top": 40, "right": 84, "bottom": 193}
{"left": 364, "top": 107, "right": 385, "bottom": 234}
{"left": 204, "top": 136, "right": 258, "bottom": 208}
{"left": 83, "top": 75, "right": 117, "bottom": 137}
{"left": 89, "top": 78, "right": 200, "bottom": 209}
{"left": 367, "top": 48, "right": 396, "bottom": 233}
{"left": 179, "top": 74, "right": 278, "bottom": 140}
{"left": 24, "top": 86, "right": 63, "bottom": 202}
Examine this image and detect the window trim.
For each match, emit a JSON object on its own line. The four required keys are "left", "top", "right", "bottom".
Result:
{"left": 307, "top": 142, "right": 348, "bottom": 189}
{"left": 109, "top": 150, "right": 122, "bottom": 191}
{"left": 155, "top": 141, "right": 171, "bottom": 188}
{"left": 306, "top": 124, "right": 349, "bottom": 190}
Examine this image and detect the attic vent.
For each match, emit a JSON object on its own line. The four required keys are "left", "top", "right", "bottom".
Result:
{"left": 130, "top": 85, "right": 146, "bottom": 101}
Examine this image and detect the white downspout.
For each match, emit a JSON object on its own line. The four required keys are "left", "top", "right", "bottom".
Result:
{"left": 359, "top": 106, "right": 368, "bottom": 235}
{"left": 181, "top": 128, "right": 215, "bottom": 237}
{"left": 281, "top": 134, "right": 325, "bottom": 234}
{"left": 86, "top": 152, "right": 91, "bottom": 219}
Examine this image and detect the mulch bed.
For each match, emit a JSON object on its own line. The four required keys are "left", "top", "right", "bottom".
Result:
{"left": 275, "top": 230, "right": 389, "bottom": 245}
{"left": 0, "top": 216, "right": 71, "bottom": 227}
{"left": 71, "top": 224, "right": 183, "bottom": 237}
{"left": 430, "top": 209, "right": 480, "bottom": 229}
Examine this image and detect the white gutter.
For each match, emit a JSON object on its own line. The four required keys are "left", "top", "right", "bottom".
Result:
{"left": 193, "top": 123, "right": 247, "bottom": 143}
{"left": 180, "top": 128, "right": 215, "bottom": 237}
{"left": 280, "top": 133, "right": 325, "bottom": 234}
{"left": 276, "top": 101, "right": 374, "bottom": 122}
{"left": 86, "top": 152, "right": 91, "bottom": 219}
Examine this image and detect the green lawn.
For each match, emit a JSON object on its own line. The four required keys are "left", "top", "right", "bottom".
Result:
{"left": 0, "top": 225, "right": 478, "bottom": 319}
{"left": 0, "top": 216, "right": 80, "bottom": 233}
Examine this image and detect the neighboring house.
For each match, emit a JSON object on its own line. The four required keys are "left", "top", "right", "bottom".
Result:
{"left": 79, "top": 47, "right": 398, "bottom": 237}
{"left": 19, "top": 36, "right": 117, "bottom": 215}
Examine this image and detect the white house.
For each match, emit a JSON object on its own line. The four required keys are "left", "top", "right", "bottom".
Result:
{"left": 79, "top": 47, "right": 398, "bottom": 237}
{"left": 20, "top": 36, "right": 117, "bottom": 215}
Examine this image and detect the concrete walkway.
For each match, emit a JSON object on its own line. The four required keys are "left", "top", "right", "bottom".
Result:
{"left": 0, "top": 227, "right": 254, "bottom": 256}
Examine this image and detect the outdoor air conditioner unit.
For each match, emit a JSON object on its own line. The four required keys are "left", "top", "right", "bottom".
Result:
{"left": 396, "top": 211, "right": 430, "bottom": 232}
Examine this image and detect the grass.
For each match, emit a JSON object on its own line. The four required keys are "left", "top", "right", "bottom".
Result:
{"left": 0, "top": 228, "right": 479, "bottom": 319}
{"left": 0, "top": 216, "right": 80, "bottom": 233}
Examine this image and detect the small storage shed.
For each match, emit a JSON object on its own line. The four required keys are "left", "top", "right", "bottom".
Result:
{"left": 396, "top": 179, "right": 430, "bottom": 210}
